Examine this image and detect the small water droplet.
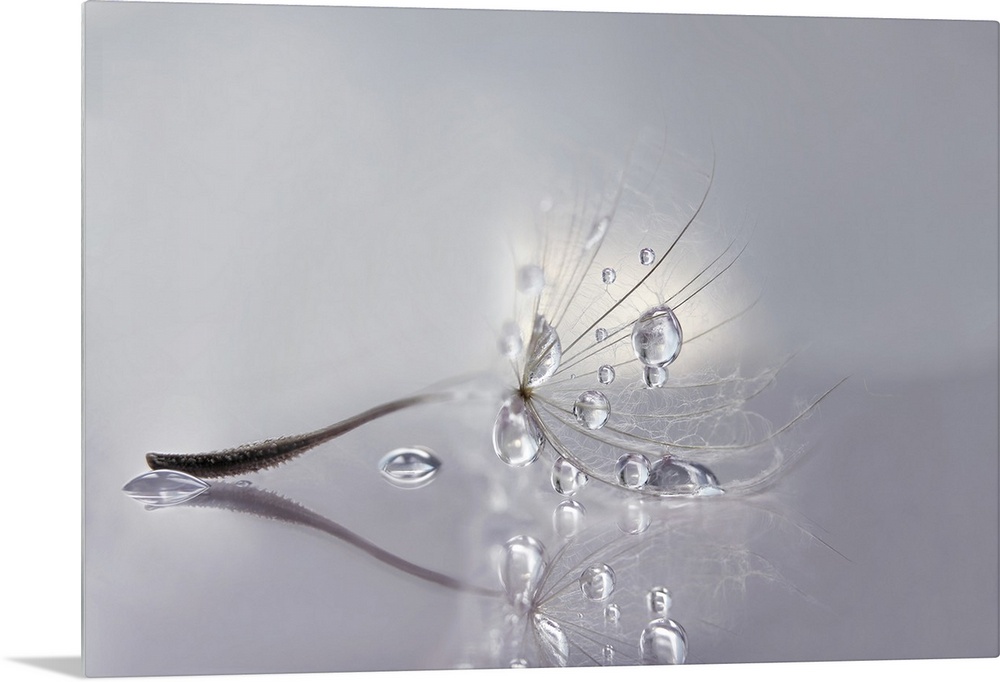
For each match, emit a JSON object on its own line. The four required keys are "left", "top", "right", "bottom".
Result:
{"left": 532, "top": 613, "right": 569, "bottom": 667}
{"left": 646, "top": 586, "right": 673, "bottom": 616}
{"left": 595, "top": 327, "right": 608, "bottom": 342}
{"left": 573, "top": 390, "right": 610, "bottom": 430}
{"left": 378, "top": 447, "right": 442, "bottom": 488}
{"left": 552, "top": 499, "right": 586, "bottom": 538}
{"left": 598, "top": 364, "right": 616, "bottom": 385}
{"left": 631, "top": 303, "right": 683, "bottom": 368}
{"left": 639, "top": 618, "right": 688, "bottom": 664}
{"left": 642, "top": 365, "right": 668, "bottom": 388}
{"left": 614, "top": 453, "right": 650, "bottom": 489}
{"left": 604, "top": 603, "right": 621, "bottom": 623}
{"left": 603, "top": 644, "right": 615, "bottom": 664}
{"left": 647, "top": 457, "right": 723, "bottom": 496}
{"left": 579, "top": 563, "right": 616, "bottom": 601}
{"left": 584, "top": 216, "right": 610, "bottom": 250}
{"left": 499, "top": 535, "right": 546, "bottom": 614}
{"left": 550, "top": 457, "right": 589, "bottom": 496}
{"left": 234, "top": 480, "right": 252, "bottom": 488}
{"left": 122, "top": 470, "right": 209, "bottom": 507}
{"left": 498, "top": 320, "right": 523, "bottom": 358}
{"left": 493, "top": 395, "right": 544, "bottom": 467}
{"left": 617, "top": 499, "right": 651, "bottom": 535}
{"left": 525, "top": 315, "right": 562, "bottom": 388}
{"left": 517, "top": 264, "right": 545, "bottom": 295}
{"left": 640, "top": 247, "right": 656, "bottom": 265}
{"left": 509, "top": 658, "right": 528, "bottom": 668}
{"left": 602, "top": 267, "right": 616, "bottom": 285}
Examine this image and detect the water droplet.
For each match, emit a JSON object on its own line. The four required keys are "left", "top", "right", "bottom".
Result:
{"left": 640, "top": 247, "right": 656, "bottom": 265}
{"left": 642, "top": 365, "right": 668, "bottom": 388}
{"left": 122, "top": 470, "right": 209, "bottom": 507}
{"left": 603, "top": 644, "right": 615, "bottom": 665}
{"left": 498, "top": 320, "right": 523, "bottom": 358}
{"left": 579, "top": 563, "right": 616, "bottom": 601}
{"left": 234, "top": 480, "right": 252, "bottom": 488}
{"left": 584, "top": 216, "right": 610, "bottom": 250}
{"left": 614, "top": 453, "right": 650, "bottom": 489}
{"left": 499, "top": 535, "right": 546, "bottom": 614}
{"left": 573, "top": 390, "right": 610, "bottom": 430}
{"left": 550, "top": 457, "right": 589, "bottom": 496}
{"left": 493, "top": 395, "right": 544, "bottom": 467}
{"left": 639, "top": 618, "right": 688, "bottom": 664}
{"left": 646, "top": 586, "right": 673, "bottom": 616}
{"left": 378, "top": 447, "right": 442, "bottom": 488}
{"left": 552, "top": 499, "right": 586, "bottom": 537}
{"left": 595, "top": 327, "right": 608, "bottom": 342}
{"left": 525, "top": 315, "right": 562, "bottom": 388}
{"left": 602, "top": 267, "right": 616, "bottom": 285}
{"left": 509, "top": 658, "right": 528, "bottom": 668}
{"left": 631, "top": 303, "right": 683, "bottom": 368}
{"left": 517, "top": 264, "right": 545, "bottom": 295}
{"left": 617, "top": 499, "right": 651, "bottom": 535}
{"left": 532, "top": 613, "right": 569, "bottom": 667}
{"left": 598, "top": 364, "right": 615, "bottom": 385}
{"left": 646, "top": 457, "right": 723, "bottom": 496}
{"left": 604, "top": 603, "right": 621, "bottom": 623}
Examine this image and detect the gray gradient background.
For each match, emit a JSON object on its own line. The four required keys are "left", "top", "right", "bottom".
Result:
{"left": 83, "top": 2, "right": 998, "bottom": 675}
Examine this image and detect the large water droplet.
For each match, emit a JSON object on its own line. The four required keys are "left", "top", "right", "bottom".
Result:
{"left": 550, "top": 457, "right": 589, "bottom": 496}
{"left": 646, "top": 586, "right": 673, "bottom": 616}
{"left": 378, "top": 447, "right": 441, "bottom": 488}
{"left": 493, "top": 395, "right": 544, "bottom": 467}
{"left": 640, "top": 247, "right": 656, "bottom": 265}
{"left": 517, "top": 264, "right": 545, "bottom": 295}
{"left": 553, "top": 499, "right": 586, "bottom": 538}
{"left": 584, "top": 216, "right": 610, "bottom": 250}
{"left": 631, "top": 303, "right": 683, "bottom": 368}
{"left": 642, "top": 365, "right": 668, "bottom": 388}
{"left": 532, "top": 613, "right": 569, "bottom": 667}
{"left": 595, "top": 327, "right": 608, "bottom": 342}
{"left": 525, "top": 315, "right": 562, "bottom": 388}
{"left": 639, "top": 618, "right": 688, "bottom": 664}
{"left": 647, "top": 457, "right": 723, "bottom": 496}
{"left": 498, "top": 320, "right": 523, "bottom": 358}
{"left": 579, "top": 563, "right": 616, "bottom": 601}
{"left": 614, "top": 452, "right": 650, "bottom": 489}
{"left": 604, "top": 603, "right": 621, "bottom": 623}
{"left": 122, "top": 470, "right": 209, "bottom": 507}
{"left": 598, "top": 364, "right": 615, "bottom": 385}
{"left": 573, "top": 390, "right": 610, "bottom": 430}
{"left": 602, "top": 267, "right": 616, "bottom": 285}
{"left": 499, "top": 535, "right": 546, "bottom": 614}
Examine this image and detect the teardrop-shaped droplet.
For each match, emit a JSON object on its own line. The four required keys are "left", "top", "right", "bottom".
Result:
{"left": 553, "top": 499, "right": 586, "bottom": 538}
{"left": 646, "top": 586, "right": 673, "bottom": 616}
{"left": 573, "top": 390, "right": 610, "bottom": 430}
{"left": 525, "top": 315, "right": 562, "bottom": 388}
{"left": 614, "top": 452, "right": 650, "bottom": 489}
{"left": 602, "top": 267, "right": 616, "bottom": 285}
{"left": 617, "top": 499, "right": 651, "bottom": 535}
{"left": 532, "top": 613, "right": 569, "bottom": 667}
{"left": 603, "top": 644, "right": 615, "bottom": 665}
{"left": 631, "top": 303, "right": 683, "bottom": 368}
{"left": 550, "top": 457, "right": 589, "bottom": 496}
{"left": 122, "top": 470, "right": 209, "bottom": 507}
{"left": 517, "top": 264, "right": 545, "bottom": 295}
{"left": 598, "top": 364, "right": 615, "bottom": 385}
{"left": 493, "top": 395, "right": 544, "bottom": 467}
{"left": 642, "top": 365, "right": 668, "bottom": 388}
{"left": 646, "top": 457, "right": 723, "bottom": 496}
{"left": 595, "top": 327, "right": 608, "bottom": 342}
{"left": 584, "top": 216, "right": 610, "bottom": 250}
{"left": 639, "top": 618, "right": 688, "bottom": 664}
{"left": 579, "top": 563, "right": 616, "bottom": 601}
{"left": 639, "top": 247, "right": 656, "bottom": 266}
{"left": 499, "top": 535, "right": 546, "bottom": 614}
{"left": 498, "top": 320, "right": 523, "bottom": 358}
{"left": 378, "top": 447, "right": 442, "bottom": 488}
{"left": 604, "top": 603, "right": 621, "bottom": 623}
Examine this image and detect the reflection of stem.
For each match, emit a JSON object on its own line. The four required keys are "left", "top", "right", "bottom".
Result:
{"left": 181, "top": 482, "right": 501, "bottom": 598}
{"left": 146, "top": 393, "right": 449, "bottom": 478}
